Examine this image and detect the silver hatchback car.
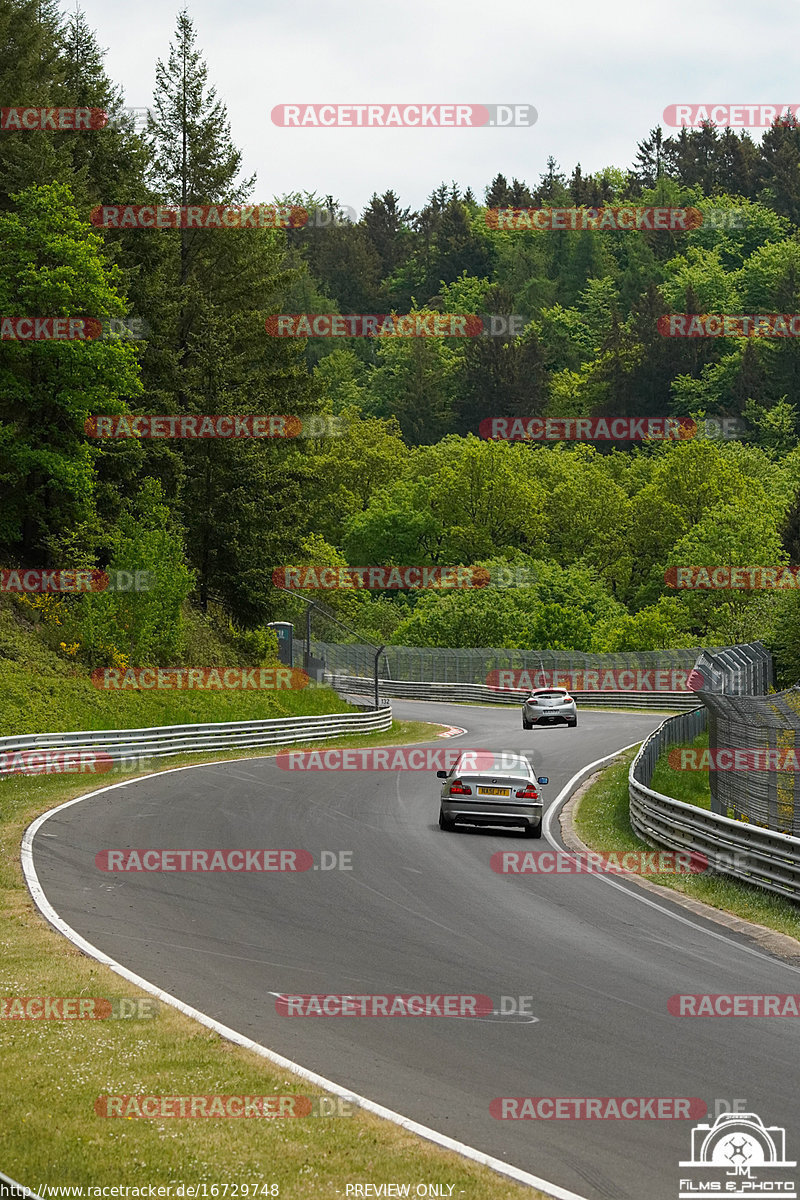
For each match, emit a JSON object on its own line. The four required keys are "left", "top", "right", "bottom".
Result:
{"left": 522, "top": 687, "right": 577, "bottom": 729}
{"left": 437, "top": 751, "right": 549, "bottom": 837}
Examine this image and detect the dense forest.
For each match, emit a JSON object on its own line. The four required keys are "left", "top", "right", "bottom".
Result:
{"left": 3, "top": 0, "right": 800, "bottom": 684}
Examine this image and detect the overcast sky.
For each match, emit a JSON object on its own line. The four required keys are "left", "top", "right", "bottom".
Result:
{"left": 77, "top": 0, "right": 800, "bottom": 213}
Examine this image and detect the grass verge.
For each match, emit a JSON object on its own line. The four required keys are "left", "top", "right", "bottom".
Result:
{"left": 572, "top": 746, "right": 800, "bottom": 940}
{"left": 0, "top": 596, "right": 361, "bottom": 735}
{"left": 650, "top": 729, "right": 711, "bottom": 809}
{"left": 1, "top": 719, "right": 544, "bottom": 1200}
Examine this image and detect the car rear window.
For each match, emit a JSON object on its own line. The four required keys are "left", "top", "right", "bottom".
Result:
{"left": 460, "top": 774, "right": 532, "bottom": 788}
{"left": 456, "top": 754, "right": 530, "bottom": 773}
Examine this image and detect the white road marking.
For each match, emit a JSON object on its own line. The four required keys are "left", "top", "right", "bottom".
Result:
{"left": 543, "top": 744, "right": 800, "bottom": 977}
{"left": 20, "top": 755, "right": 589, "bottom": 1200}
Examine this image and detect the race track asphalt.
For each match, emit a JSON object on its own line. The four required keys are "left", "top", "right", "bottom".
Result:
{"left": 28, "top": 701, "right": 800, "bottom": 1200}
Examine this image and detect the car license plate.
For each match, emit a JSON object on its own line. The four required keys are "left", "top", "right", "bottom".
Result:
{"left": 477, "top": 786, "right": 510, "bottom": 796}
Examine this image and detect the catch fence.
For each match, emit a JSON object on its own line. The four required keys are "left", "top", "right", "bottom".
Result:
{"left": 298, "top": 641, "right": 711, "bottom": 686}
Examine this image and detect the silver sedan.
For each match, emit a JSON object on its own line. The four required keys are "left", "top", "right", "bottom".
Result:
{"left": 437, "top": 751, "right": 549, "bottom": 837}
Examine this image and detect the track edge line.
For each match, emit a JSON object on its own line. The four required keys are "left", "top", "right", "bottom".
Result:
{"left": 19, "top": 765, "right": 589, "bottom": 1200}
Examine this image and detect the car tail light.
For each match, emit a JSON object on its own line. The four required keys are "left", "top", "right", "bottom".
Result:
{"left": 515, "top": 786, "right": 539, "bottom": 799}
{"left": 449, "top": 780, "right": 472, "bottom": 795}
{"left": 562, "top": 695, "right": 573, "bottom": 703}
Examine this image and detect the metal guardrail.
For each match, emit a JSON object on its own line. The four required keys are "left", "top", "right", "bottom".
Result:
{"left": 328, "top": 675, "right": 700, "bottom": 710}
{"left": 0, "top": 706, "right": 393, "bottom": 777}
{"left": 629, "top": 708, "right": 800, "bottom": 901}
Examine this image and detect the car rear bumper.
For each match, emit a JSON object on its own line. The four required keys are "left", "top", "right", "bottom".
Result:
{"left": 441, "top": 800, "right": 543, "bottom": 827}
{"left": 524, "top": 707, "right": 576, "bottom": 723}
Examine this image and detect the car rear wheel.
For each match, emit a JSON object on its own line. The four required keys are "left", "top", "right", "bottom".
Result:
{"left": 439, "top": 809, "right": 456, "bottom": 832}
{"left": 524, "top": 821, "right": 542, "bottom": 838}
{"left": 522, "top": 717, "right": 533, "bottom": 729}
{"left": 568, "top": 717, "right": 578, "bottom": 727}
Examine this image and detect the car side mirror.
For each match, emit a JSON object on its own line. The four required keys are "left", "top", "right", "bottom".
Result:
{"left": 436, "top": 770, "right": 448, "bottom": 778}
{"left": 537, "top": 776, "right": 549, "bottom": 785}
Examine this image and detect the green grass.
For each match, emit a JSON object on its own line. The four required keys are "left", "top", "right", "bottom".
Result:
{"left": 0, "top": 665, "right": 352, "bottom": 735}
{"left": 650, "top": 730, "right": 712, "bottom": 809}
{"left": 0, "top": 719, "right": 548, "bottom": 1200}
{"left": 0, "top": 599, "right": 360, "bottom": 735}
{"left": 573, "top": 747, "right": 800, "bottom": 939}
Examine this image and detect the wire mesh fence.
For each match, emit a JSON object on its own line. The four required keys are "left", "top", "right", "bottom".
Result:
{"left": 687, "top": 644, "right": 773, "bottom": 696}
{"left": 298, "top": 641, "right": 714, "bottom": 687}
{"left": 700, "top": 686, "right": 800, "bottom": 834}
{"left": 683, "top": 643, "right": 800, "bottom": 834}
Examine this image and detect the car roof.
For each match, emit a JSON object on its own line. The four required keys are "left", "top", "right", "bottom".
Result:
{"left": 529, "top": 687, "right": 569, "bottom": 694}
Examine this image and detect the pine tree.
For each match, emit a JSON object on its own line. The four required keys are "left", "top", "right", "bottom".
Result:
{"left": 508, "top": 177, "right": 534, "bottom": 207}
{"left": 0, "top": 0, "right": 72, "bottom": 207}
{"left": 362, "top": 190, "right": 412, "bottom": 278}
{"left": 757, "top": 117, "right": 800, "bottom": 224}
{"left": 633, "top": 127, "right": 666, "bottom": 189}
{"left": 485, "top": 173, "right": 511, "bottom": 207}
{"left": 60, "top": 9, "right": 149, "bottom": 207}
{"left": 536, "top": 157, "right": 568, "bottom": 204}
{"left": 717, "top": 129, "right": 758, "bottom": 198}
{"left": 134, "top": 10, "right": 319, "bottom": 623}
